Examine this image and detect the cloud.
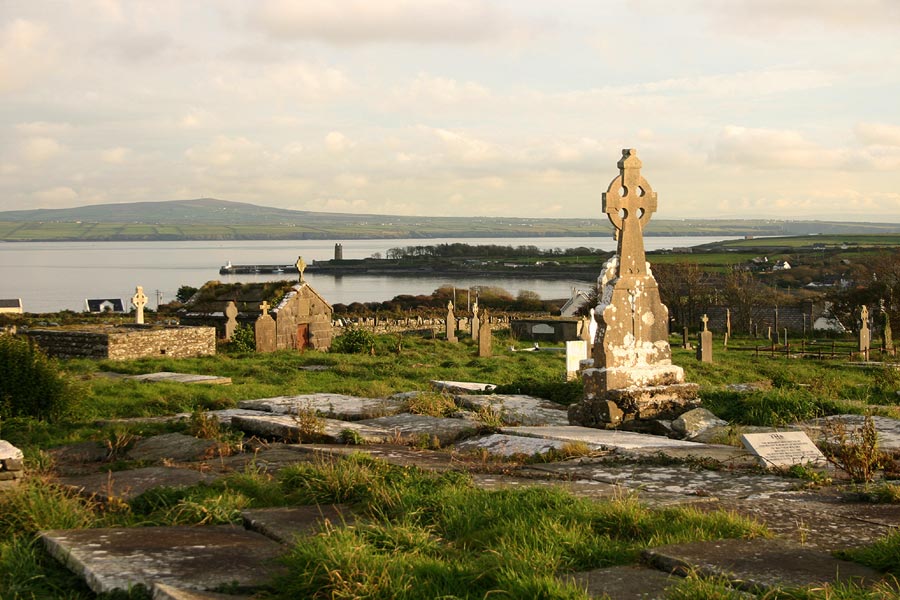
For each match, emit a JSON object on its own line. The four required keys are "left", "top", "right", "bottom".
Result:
{"left": 324, "top": 131, "right": 354, "bottom": 153}
{"left": 247, "top": 0, "right": 511, "bottom": 44}
{"left": 0, "top": 19, "right": 57, "bottom": 93}
{"left": 213, "top": 60, "right": 353, "bottom": 102}
{"left": 428, "top": 127, "right": 500, "bottom": 163}
{"left": 855, "top": 122, "right": 900, "bottom": 147}
{"left": 710, "top": 126, "right": 850, "bottom": 170}
{"left": 32, "top": 186, "right": 78, "bottom": 206}
{"left": 185, "top": 136, "right": 265, "bottom": 166}
{"left": 101, "top": 147, "right": 131, "bottom": 164}
{"left": 14, "top": 121, "right": 73, "bottom": 136}
{"left": 689, "top": 0, "right": 900, "bottom": 33}
{"left": 21, "top": 137, "right": 64, "bottom": 162}
{"left": 393, "top": 73, "right": 491, "bottom": 106}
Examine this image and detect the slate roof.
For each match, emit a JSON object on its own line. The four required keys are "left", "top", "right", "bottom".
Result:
{"left": 85, "top": 298, "right": 126, "bottom": 313}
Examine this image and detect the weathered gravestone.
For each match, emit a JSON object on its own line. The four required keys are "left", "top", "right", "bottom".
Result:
{"left": 882, "top": 301, "right": 894, "bottom": 355}
{"left": 569, "top": 149, "right": 699, "bottom": 429}
{"left": 566, "top": 340, "right": 589, "bottom": 381}
{"left": 740, "top": 431, "right": 826, "bottom": 468}
{"left": 681, "top": 326, "right": 692, "bottom": 350}
{"left": 446, "top": 301, "right": 458, "bottom": 343}
{"left": 478, "top": 310, "right": 492, "bottom": 357}
{"left": 725, "top": 307, "right": 732, "bottom": 338}
{"left": 471, "top": 300, "right": 480, "bottom": 342}
{"left": 254, "top": 301, "right": 276, "bottom": 353}
{"left": 131, "top": 285, "right": 148, "bottom": 325}
{"left": 223, "top": 300, "right": 238, "bottom": 341}
{"left": 859, "top": 305, "right": 870, "bottom": 357}
{"left": 697, "top": 314, "right": 713, "bottom": 363}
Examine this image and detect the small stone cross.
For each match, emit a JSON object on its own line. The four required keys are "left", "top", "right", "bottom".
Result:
{"left": 296, "top": 256, "right": 307, "bottom": 283}
{"left": 602, "top": 149, "right": 657, "bottom": 277}
{"left": 131, "top": 285, "right": 148, "bottom": 324}
{"left": 701, "top": 314, "right": 709, "bottom": 332}
{"left": 861, "top": 305, "right": 869, "bottom": 325}
{"left": 259, "top": 300, "right": 270, "bottom": 316}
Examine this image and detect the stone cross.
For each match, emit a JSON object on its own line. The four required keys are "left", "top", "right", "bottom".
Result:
{"left": 131, "top": 285, "right": 148, "bottom": 324}
{"left": 471, "top": 300, "right": 480, "bottom": 342}
{"left": 859, "top": 304, "right": 870, "bottom": 355}
{"left": 725, "top": 308, "right": 732, "bottom": 338}
{"left": 697, "top": 313, "right": 713, "bottom": 363}
{"left": 701, "top": 314, "right": 709, "bottom": 332}
{"left": 259, "top": 300, "right": 270, "bottom": 316}
{"left": 446, "top": 301, "right": 457, "bottom": 343}
{"left": 882, "top": 301, "right": 894, "bottom": 356}
{"left": 296, "top": 256, "right": 307, "bottom": 283}
{"left": 602, "top": 148, "right": 657, "bottom": 277}
{"left": 224, "top": 300, "right": 238, "bottom": 341}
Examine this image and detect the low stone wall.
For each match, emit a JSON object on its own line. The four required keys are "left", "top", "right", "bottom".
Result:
{"left": 24, "top": 325, "right": 216, "bottom": 360}
{"left": 334, "top": 315, "right": 509, "bottom": 336}
{"left": 0, "top": 441, "right": 24, "bottom": 490}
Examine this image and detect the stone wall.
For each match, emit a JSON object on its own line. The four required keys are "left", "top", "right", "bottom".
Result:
{"left": 335, "top": 315, "right": 509, "bottom": 336}
{"left": 24, "top": 326, "right": 216, "bottom": 360}
{"left": 0, "top": 441, "right": 24, "bottom": 490}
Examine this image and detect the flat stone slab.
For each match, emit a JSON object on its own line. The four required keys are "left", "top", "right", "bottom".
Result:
{"left": 644, "top": 538, "right": 883, "bottom": 592}
{"left": 356, "top": 413, "right": 477, "bottom": 446}
{"left": 172, "top": 408, "right": 272, "bottom": 426}
{"left": 242, "top": 505, "right": 351, "bottom": 544}
{"left": 41, "top": 525, "right": 285, "bottom": 595}
{"left": 232, "top": 414, "right": 390, "bottom": 444}
{"left": 561, "top": 565, "right": 677, "bottom": 600}
{"left": 454, "top": 433, "right": 600, "bottom": 458}
{"left": 500, "top": 426, "right": 704, "bottom": 450}
{"left": 617, "top": 445, "right": 759, "bottom": 469}
{"left": 0, "top": 440, "right": 24, "bottom": 460}
{"left": 122, "top": 372, "right": 232, "bottom": 385}
{"left": 237, "top": 394, "right": 403, "bottom": 421}
{"left": 525, "top": 459, "right": 797, "bottom": 500}
{"left": 298, "top": 365, "right": 331, "bottom": 371}
{"left": 430, "top": 380, "right": 496, "bottom": 393}
{"left": 295, "top": 444, "right": 472, "bottom": 472}
{"left": 741, "top": 431, "right": 826, "bottom": 468}
{"left": 802, "top": 414, "right": 900, "bottom": 451}
{"left": 153, "top": 583, "right": 253, "bottom": 600}
{"left": 455, "top": 394, "right": 569, "bottom": 426}
{"left": 128, "top": 433, "right": 222, "bottom": 463}
{"left": 56, "top": 467, "right": 217, "bottom": 501}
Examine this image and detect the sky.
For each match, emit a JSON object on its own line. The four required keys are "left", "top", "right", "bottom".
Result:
{"left": 1, "top": 0, "right": 899, "bottom": 221}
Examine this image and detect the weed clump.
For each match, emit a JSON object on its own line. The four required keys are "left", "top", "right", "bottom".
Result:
{"left": 0, "top": 335, "right": 79, "bottom": 422}
{"left": 227, "top": 323, "right": 256, "bottom": 353}
{"left": 331, "top": 327, "right": 376, "bottom": 354}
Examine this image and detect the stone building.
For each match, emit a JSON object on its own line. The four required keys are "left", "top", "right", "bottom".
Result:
{"left": 271, "top": 282, "right": 334, "bottom": 351}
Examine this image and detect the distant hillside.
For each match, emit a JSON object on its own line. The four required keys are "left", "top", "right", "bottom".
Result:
{"left": 1, "top": 198, "right": 899, "bottom": 241}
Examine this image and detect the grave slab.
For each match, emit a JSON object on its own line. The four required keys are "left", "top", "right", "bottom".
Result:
{"left": 153, "top": 583, "right": 252, "bottom": 600}
{"left": 741, "top": 431, "right": 826, "bottom": 468}
{"left": 172, "top": 408, "right": 272, "bottom": 426}
{"left": 455, "top": 394, "right": 570, "bottom": 426}
{"left": 500, "top": 426, "right": 704, "bottom": 450}
{"left": 41, "top": 525, "right": 285, "bottom": 595}
{"left": 56, "top": 467, "right": 218, "bottom": 501}
{"left": 430, "top": 380, "right": 496, "bottom": 394}
{"left": 237, "top": 394, "right": 403, "bottom": 421}
{"left": 355, "top": 413, "right": 478, "bottom": 446}
{"left": 126, "top": 372, "right": 232, "bottom": 385}
{"left": 802, "top": 414, "right": 900, "bottom": 451}
{"left": 242, "top": 505, "right": 351, "bottom": 544}
{"left": 644, "top": 538, "right": 882, "bottom": 592}
{"left": 524, "top": 459, "right": 797, "bottom": 500}
{"left": 128, "top": 433, "right": 222, "bottom": 463}
{"left": 454, "top": 433, "right": 600, "bottom": 458}
{"left": 231, "top": 414, "right": 390, "bottom": 444}
{"left": 617, "top": 445, "right": 758, "bottom": 469}
{"left": 561, "top": 565, "right": 677, "bottom": 600}
{"left": 295, "top": 444, "right": 471, "bottom": 472}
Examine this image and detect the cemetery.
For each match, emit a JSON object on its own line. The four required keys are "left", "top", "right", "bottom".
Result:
{"left": 4, "top": 152, "right": 900, "bottom": 599}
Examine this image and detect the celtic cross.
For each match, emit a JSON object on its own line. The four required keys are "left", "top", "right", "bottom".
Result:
{"left": 259, "top": 300, "right": 270, "bottom": 316}
{"left": 602, "top": 148, "right": 657, "bottom": 277}
{"left": 296, "top": 256, "right": 307, "bottom": 283}
{"left": 701, "top": 314, "right": 709, "bottom": 331}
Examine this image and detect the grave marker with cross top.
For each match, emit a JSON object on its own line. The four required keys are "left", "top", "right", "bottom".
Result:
{"left": 602, "top": 148, "right": 657, "bottom": 278}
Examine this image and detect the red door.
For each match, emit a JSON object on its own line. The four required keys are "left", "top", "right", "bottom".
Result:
{"left": 296, "top": 324, "right": 309, "bottom": 351}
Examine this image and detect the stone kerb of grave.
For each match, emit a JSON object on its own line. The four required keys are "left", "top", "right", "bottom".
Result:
{"left": 569, "top": 149, "right": 699, "bottom": 430}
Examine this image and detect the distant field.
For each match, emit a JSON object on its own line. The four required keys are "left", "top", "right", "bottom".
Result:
{"left": 713, "top": 234, "right": 900, "bottom": 249}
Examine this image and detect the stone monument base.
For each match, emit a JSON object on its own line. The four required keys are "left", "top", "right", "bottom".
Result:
{"left": 568, "top": 367, "right": 701, "bottom": 429}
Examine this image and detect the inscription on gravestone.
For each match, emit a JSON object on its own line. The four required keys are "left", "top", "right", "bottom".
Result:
{"left": 740, "top": 431, "right": 826, "bottom": 468}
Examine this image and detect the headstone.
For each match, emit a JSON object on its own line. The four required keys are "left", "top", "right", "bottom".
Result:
{"left": 131, "top": 285, "right": 148, "bottom": 324}
{"left": 773, "top": 306, "right": 779, "bottom": 334}
{"left": 740, "top": 431, "right": 826, "bottom": 468}
{"left": 696, "top": 314, "right": 713, "bottom": 363}
{"left": 767, "top": 326, "right": 772, "bottom": 343}
{"left": 588, "top": 307, "right": 598, "bottom": 347}
{"left": 681, "top": 326, "right": 692, "bottom": 350}
{"left": 725, "top": 308, "right": 732, "bottom": 338}
{"left": 478, "top": 310, "right": 492, "bottom": 357}
{"left": 859, "top": 305, "right": 870, "bottom": 355}
{"left": 566, "top": 340, "right": 588, "bottom": 381}
{"left": 471, "top": 300, "right": 480, "bottom": 341}
{"left": 446, "top": 301, "right": 458, "bottom": 343}
{"left": 255, "top": 301, "right": 276, "bottom": 353}
{"left": 223, "top": 301, "right": 238, "bottom": 341}
{"left": 882, "top": 302, "right": 894, "bottom": 355}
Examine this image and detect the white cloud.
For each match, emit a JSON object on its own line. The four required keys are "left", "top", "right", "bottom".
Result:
{"left": 710, "top": 126, "right": 849, "bottom": 170}
{"left": 855, "top": 122, "right": 900, "bottom": 147}
{"left": 394, "top": 73, "right": 491, "bottom": 106}
{"left": 324, "top": 131, "right": 354, "bottom": 153}
{"left": 695, "top": 0, "right": 900, "bottom": 32}
{"left": 0, "top": 19, "right": 57, "bottom": 93}
{"left": 32, "top": 186, "right": 78, "bottom": 205}
{"left": 247, "top": 0, "right": 508, "bottom": 44}
{"left": 213, "top": 61, "right": 353, "bottom": 103}
{"left": 185, "top": 136, "right": 265, "bottom": 166}
{"left": 21, "top": 137, "right": 64, "bottom": 162}
{"left": 101, "top": 147, "right": 130, "bottom": 164}
{"left": 429, "top": 127, "right": 500, "bottom": 163}
{"left": 14, "top": 121, "right": 73, "bottom": 136}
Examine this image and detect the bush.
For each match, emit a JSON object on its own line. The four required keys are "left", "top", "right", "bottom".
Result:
{"left": 228, "top": 323, "right": 256, "bottom": 353}
{"left": 0, "top": 336, "right": 77, "bottom": 422}
{"left": 331, "top": 327, "right": 376, "bottom": 354}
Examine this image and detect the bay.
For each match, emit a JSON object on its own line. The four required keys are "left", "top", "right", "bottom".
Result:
{"left": 0, "top": 236, "right": 737, "bottom": 313}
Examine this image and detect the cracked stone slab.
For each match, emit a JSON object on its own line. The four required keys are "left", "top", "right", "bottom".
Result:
{"left": 560, "top": 565, "right": 678, "bottom": 600}
{"left": 430, "top": 380, "right": 496, "bottom": 394}
{"left": 242, "top": 505, "right": 352, "bottom": 545}
{"left": 295, "top": 444, "right": 471, "bottom": 472}
{"left": 644, "top": 538, "right": 883, "bottom": 592}
{"left": 356, "top": 413, "right": 478, "bottom": 446}
{"left": 616, "top": 445, "right": 759, "bottom": 469}
{"left": 500, "top": 426, "right": 705, "bottom": 450}
{"left": 127, "top": 433, "right": 222, "bottom": 463}
{"left": 153, "top": 583, "right": 253, "bottom": 600}
{"left": 41, "top": 525, "right": 285, "bottom": 595}
{"left": 171, "top": 409, "right": 272, "bottom": 427}
{"left": 56, "top": 467, "right": 218, "bottom": 501}
{"left": 455, "top": 394, "right": 569, "bottom": 426}
{"left": 125, "top": 372, "right": 232, "bottom": 385}
{"left": 231, "top": 414, "right": 390, "bottom": 444}
{"left": 454, "top": 433, "right": 600, "bottom": 458}
{"left": 801, "top": 414, "right": 900, "bottom": 451}
{"left": 237, "top": 394, "right": 403, "bottom": 421}
{"left": 524, "top": 459, "right": 797, "bottom": 500}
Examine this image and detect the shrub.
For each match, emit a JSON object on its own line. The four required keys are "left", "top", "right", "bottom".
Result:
{"left": 0, "top": 335, "right": 78, "bottom": 422}
{"left": 332, "top": 327, "right": 376, "bottom": 354}
{"left": 228, "top": 323, "right": 256, "bottom": 352}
